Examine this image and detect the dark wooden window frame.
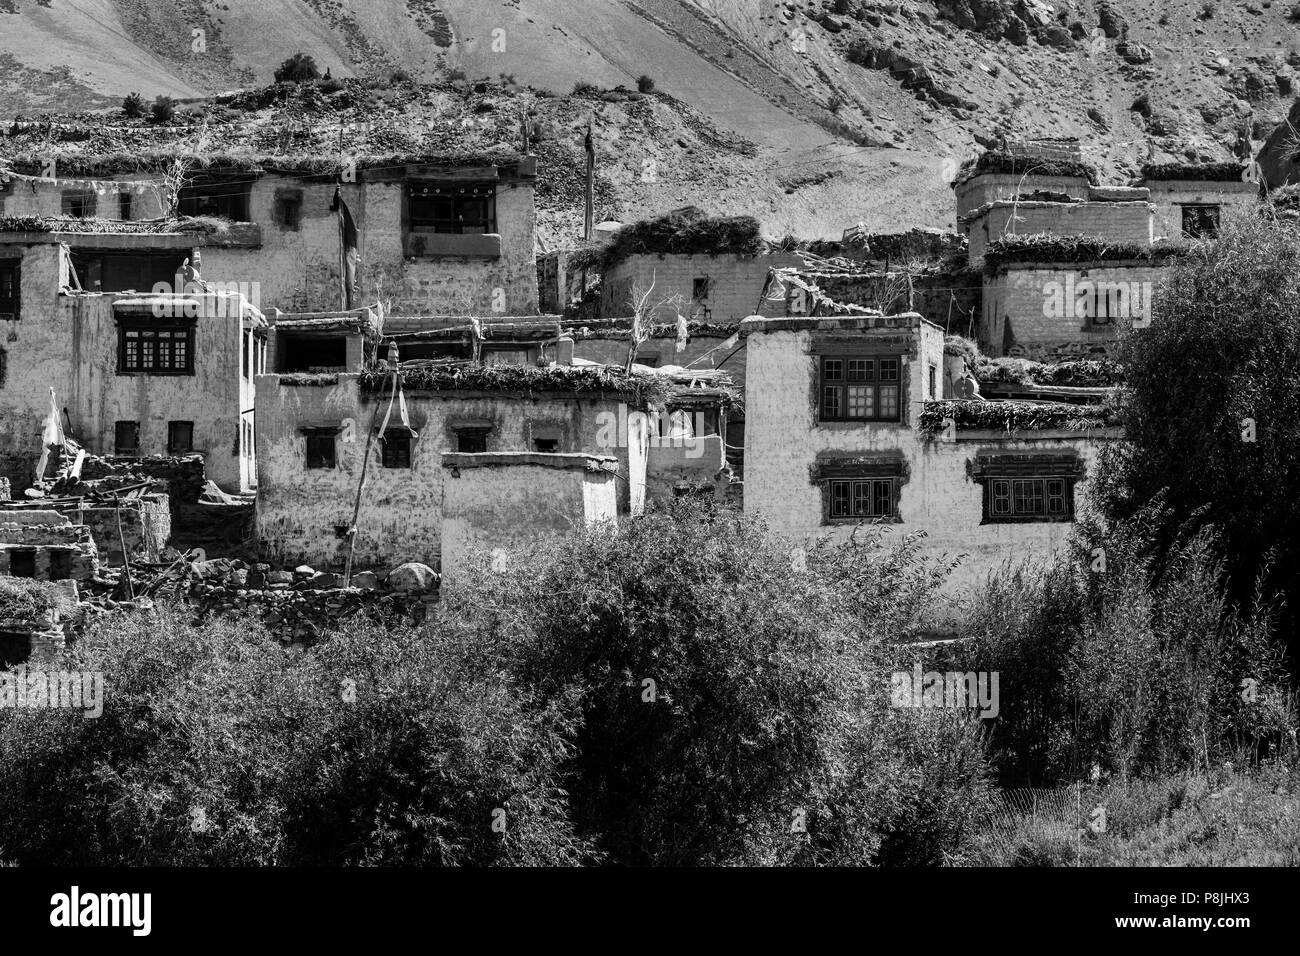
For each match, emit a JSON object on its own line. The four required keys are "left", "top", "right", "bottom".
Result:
{"left": 454, "top": 426, "right": 491, "bottom": 454}
{"left": 380, "top": 429, "right": 415, "bottom": 469}
{"left": 114, "top": 420, "right": 140, "bottom": 455}
{"left": 973, "top": 455, "right": 1082, "bottom": 524}
{"left": 816, "top": 457, "right": 905, "bottom": 524}
{"left": 405, "top": 181, "right": 497, "bottom": 235}
{"left": 818, "top": 353, "right": 903, "bottom": 423}
{"left": 117, "top": 320, "right": 196, "bottom": 376}
{"left": 168, "top": 420, "right": 195, "bottom": 454}
{"left": 302, "top": 427, "right": 339, "bottom": 470}
{"left": 1180, "top": 203, "right": 1221, "bottom": 239}
{"left": 0, "top": 259, "right": 19, "bottom": 322}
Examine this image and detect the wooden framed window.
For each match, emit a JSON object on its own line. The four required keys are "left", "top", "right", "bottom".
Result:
{"left": 817, "top": 457, "right": 905, "bottom": 524}
{"left": 114, "top": 421, "right": 140, "bottom": 455}
{"left": 118, "top": 323, "right": 195, "bottom": 375}
{"left": 178, "top": 179, "right": 251, "bottom": 221}
{"left": 0, "top": 259, "right": 19, "bottom": 321}
{"left": 407, "top": 182, "right": 496, "bottom": 234}
{"left": 819, "top": 355, "right": 901, "bottom": 422}
{"left": 455, "top": 427, "right": 490, "bottom": 453}
{"left": 827, "top": 477, "right": 896, "bottom": 520}
{"left": 62, "top": 190, "right": 96, "bottom": 218}
{"left": 1181, "top": 204, "right": 1220, "bottom": 239}
{"left": 975, "top": 455, "right": 1081, "bottom": 524}
{"left": 274, "top": 189, "right": 303, "bottom": 231}
{"left": 304, "top": 431, "right": 337, "bottom": 469}
{"left": 168, "top": 421, "right": 194, "bottom": 453}
{"left": 381, "top": 432, "right": 413, "bottom": 468}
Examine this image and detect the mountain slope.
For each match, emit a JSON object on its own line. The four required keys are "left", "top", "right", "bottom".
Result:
{"left": 1, "top": 0, "right": 1296, "bottom": 236}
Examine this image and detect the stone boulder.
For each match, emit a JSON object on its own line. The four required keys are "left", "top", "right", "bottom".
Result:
{"left": 386, "top": 562, "right": 438, "bottom": 594}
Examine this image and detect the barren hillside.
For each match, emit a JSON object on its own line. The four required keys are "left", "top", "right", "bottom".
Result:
{"left": 1, "top": 0, "right": 1296, "bottom": 236}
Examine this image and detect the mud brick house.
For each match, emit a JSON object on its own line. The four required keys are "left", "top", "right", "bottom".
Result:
{"left": 0, "top": 220, "right": 266, "bottom": 491}
{"left": 740, "top": 313, "right": 1120, "bottom": 594}
{"left": 950, "top": 144, "right": 1261, "bottom": 360}
{"left": 253, "top": 356, "right": 684, "bottom": 570}
{"left": 1138, "top": 162, "right": 1261, "bottom": 241}
{"left": 1, "top": 148, "right": 539, "bottom": 316}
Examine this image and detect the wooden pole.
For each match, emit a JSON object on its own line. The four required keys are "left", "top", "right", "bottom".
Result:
{"left": 342, "top": 365, "right": 397, "bottom": 586}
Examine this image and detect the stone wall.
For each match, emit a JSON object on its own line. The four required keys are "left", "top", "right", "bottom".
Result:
{"left": 600, "top": 252, "right": 804, "bottom": 323}
{"left": 79, "top": 495, "right": 171, "bottom": 563}
{"left": 1141, "top": 179, "right": 1260, "bottom": 240}
{"left": 981, "top": 261, "right": 1172, "bottom": 358}
{"left": 0, "top": 511, "right": 98, "bottom": 581}
{"left": 955, "top": 172, "right": 1091, "bottom": 218}
{"left": 964, "top": 201, "right": 1153, "bottom": 263}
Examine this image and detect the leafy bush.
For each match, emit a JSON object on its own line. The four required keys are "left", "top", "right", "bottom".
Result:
{"left": 1093, "top": 212, "right": 1300, "bottom": 646}
{"left": 274, "top": 53, "right": 321, "bottom": 83}
{"left": 957, "top": 505, "right": 1294, "bottom": 787}
{"left": 121, "top": 92, "right": 146, "bottom": 118}
{"left": 636, "top": 75, "right": 656, "bottom": 94}
{"left": 150, "top": 96, "right": 175, "bottom": 123}
{"left": 439, "top": 499, "right": 988, "bottom": 865}
{"left": 0, "top": 609, "right": 591, "bottom": 865}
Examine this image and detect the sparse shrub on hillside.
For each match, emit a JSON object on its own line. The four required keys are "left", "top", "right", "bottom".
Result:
{"left": 150, "top": 95, "right": 175, "bottom": 123}
{"left": 390, "top": 68, "right": 412, "bottom": 84}
{"left": 573, "top": 80, "right": 599, "bottom": 96}
{"left": 318, "top": 77, "right": 344, "bottom": 95}
{"left": 636, "top": 74, "right": 656, "bottom": 94}
{"left": 1198, "top": 1, "right": 1216, "bottom": 19}
{"left": 274, "top": 53, "right": 321, "bottom": 84}
{"left": 121, "top": 92, "right": 146, "bottom": 118}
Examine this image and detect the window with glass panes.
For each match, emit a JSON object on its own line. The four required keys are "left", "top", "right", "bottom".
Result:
{"left": 986, "top": 477, "right": 1072, "bottom": 521}
{"left": 819, "top": 355, "right": 901, "bottom": 422}
{"left": 117, "top": 324, "right": 195, "bottom": 375}
{"left": 826, "top": 477, "right": 897, "bottom": 520}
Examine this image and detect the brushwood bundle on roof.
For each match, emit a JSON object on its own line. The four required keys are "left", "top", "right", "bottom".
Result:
{"left": 0, "top": 214, "right": 235, "bottom": 235}
{"left": 1140, "top": 161, "right": 1249, "bottom": 182}
{"left": 982, "top": 234, "right": 1188, "bottom": 273}
{"left": 955, "top": 150, "right": 1099, "bottom": 187}
{"left": 359, "top": 362, "right": 672, "bottom": 406}
{"left": 0, "top": 577, "right": 76, "bottom": 623}
{"left": 571, "top": 209, "right": 764, "bottom": 273}
{"left": 919, "top": 399, "right": 1120, "bottom": 434}
{"left": 973, "top": 357, "right": 1125, "bottom": 387}
{"left": 1, "top": 149, "right": 524, "bottom": 180}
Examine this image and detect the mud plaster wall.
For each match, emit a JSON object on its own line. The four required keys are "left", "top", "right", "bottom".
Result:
{"left": 0, "top": 245, "right": 248, "bottom": 490}
{"left": 742, "top": 325, "right": 1116, "bottom": 598}
{"left": 254, "top": 373, "right": 636, "bottom": 570}
{"left": 439, "top": 459, "right": 619, "bottom": 586}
